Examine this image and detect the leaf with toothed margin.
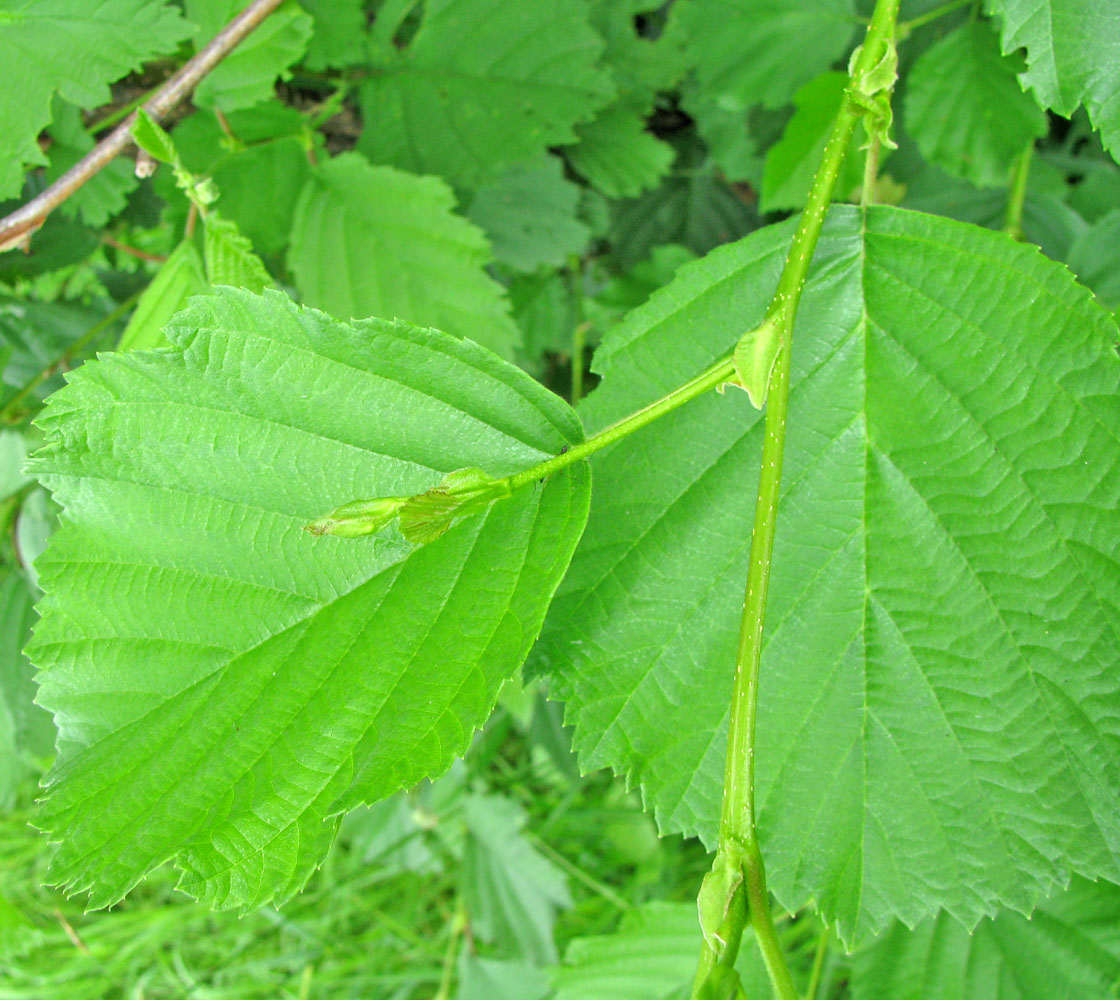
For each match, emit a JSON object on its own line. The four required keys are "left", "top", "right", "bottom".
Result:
{"left": 26, "top": 287, "right": 590, "bottom": 912}
{"left": 0, "top": 0, "right": 190, "bottom": 198}
{"left": 986, "top": 0, "right": 1120, "bottom": 164}
{"left": 850, "top": 876, "right": 1120, "bottom": 1000}
{"left": 356, "top": 0, "right": 615, "bottom": 191}
{"left": 532, "top": 204, "right": 1120, "bottom": 945}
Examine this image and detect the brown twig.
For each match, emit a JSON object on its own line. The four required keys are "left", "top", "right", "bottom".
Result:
{"left": 53, "top": 908, "right": 92, "bottom": 956}
{"left": 0, "top": 0, "right": 284, "bottom": 252}
{"left": 102, "top": 236, "right": 167, "bottom": 263}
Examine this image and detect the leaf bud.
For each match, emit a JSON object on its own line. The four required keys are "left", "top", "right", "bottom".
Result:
{"left": 304, "top": 496, "right": 407, "bottom": 538}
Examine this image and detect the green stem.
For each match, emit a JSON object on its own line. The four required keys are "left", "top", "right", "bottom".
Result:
{"left": 1004, "top": 143, "right": 1032, "bottom": 240}
{"left": 692, "top": 2, "right": 900, "bottom": 998}
{"left": 528, "top": 833, "right": 632, "bottom": 910}
{"left": 861, "top": 134, "right": 881, "bottom": 208}
{"left": 503, "top": 355, "right": 735, "bottom": 493}
{"left": 433, "top": 901, "right": 467, "bottom": 1000}
{"left": 0, "top": 290, "right": 141, "bottom": 424}
{"left": 87, "top": 88, "right": 158, "bottom": 134}
{"left": 897, "top": 0, "right": 968, "bottom": 32}
{"left": 804, "top": 926, "right": 830, "bottom": 1000}
{"left": 567, "top": 253, "right": 587, "bottom": 403}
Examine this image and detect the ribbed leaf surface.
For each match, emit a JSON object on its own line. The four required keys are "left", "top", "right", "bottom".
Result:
{"left": 288, "top": 153, "right": 521, "bottom": 359}
{"left": 357, "top": 0, "right": 614, "bottom": 191}
{"left": 988, "top": 0, "right": 1120, "bottom": 161}
{"left": 851, "top": 877, "right": 1120, "bottom": 1000}
{"left": 535, "top": 205, "right": 1120, "bottom": 944}
{"left": 28, "top": 288, "right": 590, "bottom": 911}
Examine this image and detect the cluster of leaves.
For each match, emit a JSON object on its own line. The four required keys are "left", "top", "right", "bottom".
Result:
{"left": 2, "top": 0, "right": 1120, "bottom": 996}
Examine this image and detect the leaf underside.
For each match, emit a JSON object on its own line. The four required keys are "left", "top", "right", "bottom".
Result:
{"left": 534, "top": 204, "right": 1120, "bottom": 945}
{"left": 28, "top": 288, "right": 590, "bottom": 911}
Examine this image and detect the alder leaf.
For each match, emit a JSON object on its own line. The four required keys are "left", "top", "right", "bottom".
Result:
{"left": 204, "top": 213, "right": 272, "bottom": 292}
{"left": 761, "top": 72, "right": 866, "bottom": 213}
{"left": 534, "top": 205, "right": 1120, "bottom": 945}
{"left": 565, "top": 104, "right": 676, "bottom": 199}
{"left": 461, "top": 793, "right": 571, "bottom": 963}
{"left": 1068, "top": 209, "right": 1120, "bottom": 311}
{"left": 467, "top": 157, "right": 590, "bottom": 272}
{"left": 27, "top": 287, "right": 590, "bottom": 911}
{"left": 0, "top": 0, "right": 190, "bottom": 198}
{"left": 357, "top": 0, "right": 615, "bottom": 191}
{"left": 850, "top": 877, "right": 1120, "bottom": 999}
{"left": 166, "top": 106, "right": 312, "bottom": 255}
{"left": 117, "top": 241, "right": 208, "bottom": 352}
{"left": 300, "top": 0, "right": 366, "bottom": 71}
{"left": 986, "top": 0, "right": 1120, "bottom": 162}
{"left": 0, "top": 571, "right": 54, "bottom": 806}
{"left": 553, "top": 901, "right": 772, "bottom": 1000}
{"left": 904, "top": 21, "right": 1047, "bottom": 189}
{"left": 288, "top": 153, "right": 521, "bottom": 359}
{"left": 186, "top": 0, "right": 312, "bottom": 112}
{"left": 679, "top": 0, "right": 857, "bottom": 111}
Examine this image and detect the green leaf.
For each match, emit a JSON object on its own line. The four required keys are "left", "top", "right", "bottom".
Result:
{"left": 0, "top": 571, "right": 54, "bottom": 806}
{"left": 117, "top": 241, "right": 208, "bottom": 352}
{"left": 679, "top": 0, "right": 857, "bottom": 110}
{"left": 850, "top": 877, "right": 1120, "bottom": 1000}
{"left": 761, "top": 72, "right": 866, "bottom": 213}
{"left": 1068, "top": 209, "right": 1120, "bottom": 310}
{"left": 1067, "top": 160, "right": 1120, "bottom": 222}
{"left": 0, "top": 0, "right": 189, "bottom": 198}
{"left": 467, "top": 157, "right": 590, "bottom": 272}
{"left": 552, "top": 901, "right": 772, "bottom": 1000}
{"left": 187, "top": 0, "right": 313, "bottom": 111}
{"left": 509, "top": 271, "right": 581, "bottom": 363}
{"left": 902, "top": 162, "right": 1091, "bottom": 264}
{"left": 685, "top": 96, "right": 764, "bottom": 185}
{"left": 204, "top": 213, "right": 272, "bottom": 292}
{"left": 27, "top": 287, "right": 590, "bottom": 911}
{"left": 462, "top": 793, "right": 570, "bottom": 963}
{"left": 987, "top": 0, "right": 1120, "bottom": 162}
{"left": 0, "top": 431, "right": 30, "bottom": 501}
{"left": 288, "top": 152, "right": 521, "bottom": 359}
{"left": 131, "top": 108, "right": 182, "bottom": 167}
{"left": 565, "top": 104, "right": 676, "bottom": 199}
{"left": 300, "top": 0, "right": 367, "bottom": 71}
{"left": 0, "top": 891, "right": 43, "bottom": 962}
{"left": 46, "top": 101, "right": 138, "bottom": 228}
{"left": 535, "top": 205, "right": 1120, "bottom": 945}
{"left": 553, "top": 902, "right": 701, "bottom": 1000}
{"left": 457, "top": 956, "right": 551, "bottom": 1000}
{"left": 610, "top": 141, "right": 756, "bottom": 269}
{"left": 15, "top": 488, "right": 55, "bottom": 591}
{"left": 357, "top": 0, "right": 615, "bottom": 191}
{"left": 0, "top": 297, "right": 114, "bottom": 401}
{"left": 587, "top": 244, "right": 698, "bottom": 332}
{"left": 587, "top": 0, "right": 690, "bottom": 108}
{"left": 165, "top": 106, "right": 313, "bottom": 255}
{"left": 904, "top": 21, "right": 1047, "bottom": 189}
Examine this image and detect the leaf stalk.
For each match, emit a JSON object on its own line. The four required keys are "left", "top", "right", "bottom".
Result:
{"left": 1003, "top": 143, "right": 1033, "bottom": 240}
{"left": 692, "top": 2, "right": 900, "bottom": 997}
{"left": 505, "top": 355, "right": 735, "bottom": 492}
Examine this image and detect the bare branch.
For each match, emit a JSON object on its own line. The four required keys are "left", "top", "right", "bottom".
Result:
{"left": 0, "top": 0, "right": 285, "bottom": 252}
